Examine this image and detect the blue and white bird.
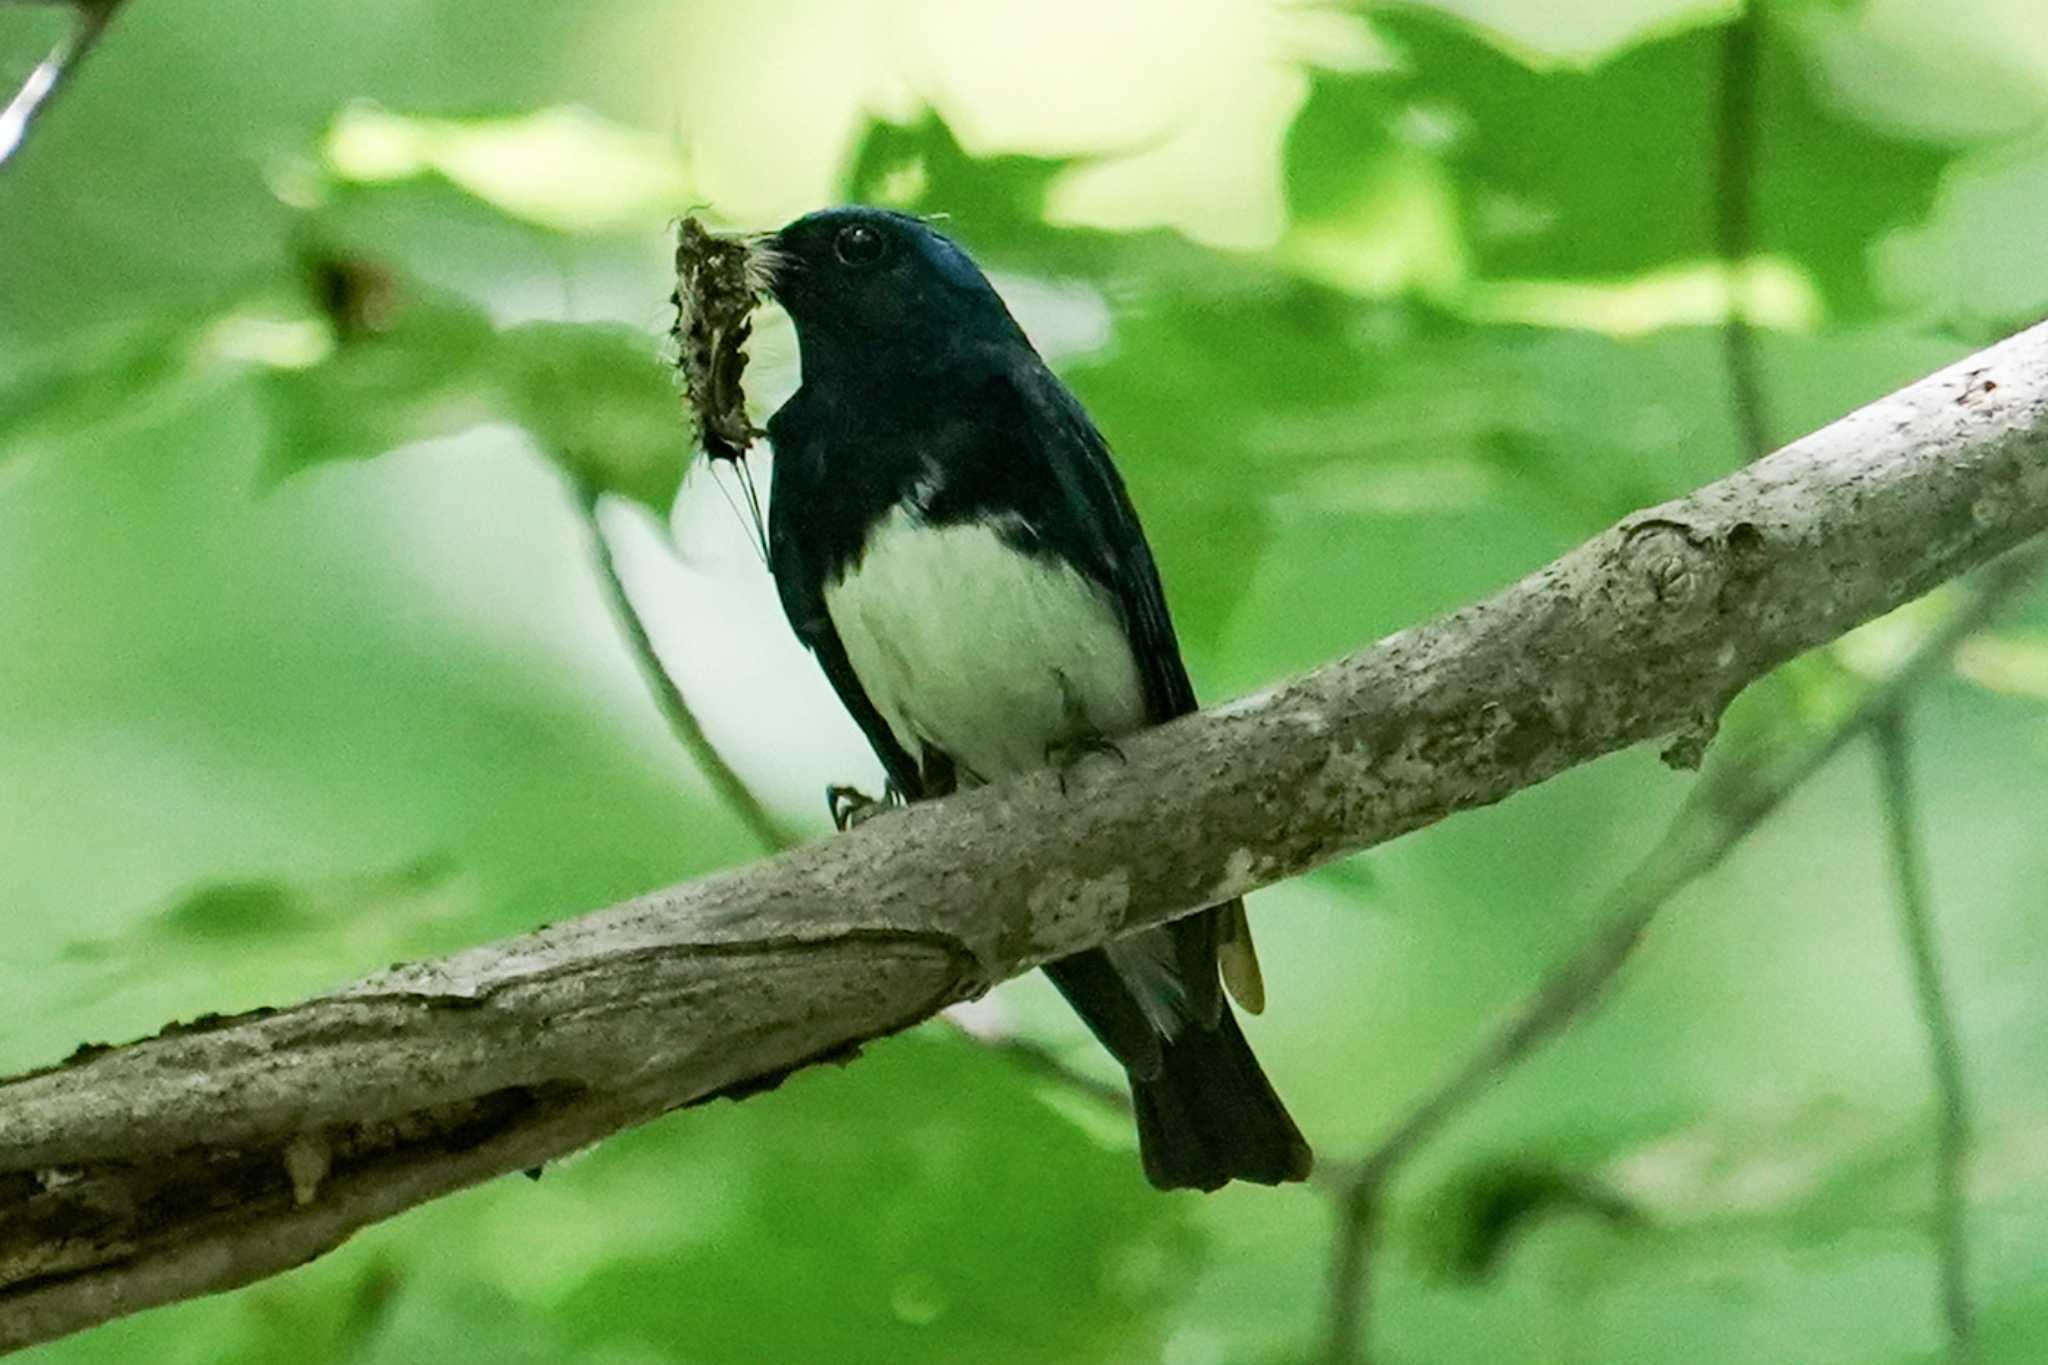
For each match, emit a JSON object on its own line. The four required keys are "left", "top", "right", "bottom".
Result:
{"left": 751, "top": 206, "right": 1310, "bottom": 1191}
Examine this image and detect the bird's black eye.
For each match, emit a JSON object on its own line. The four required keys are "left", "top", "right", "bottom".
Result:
{"left": 834, "top": 223, "right": 885, "bottom": 267}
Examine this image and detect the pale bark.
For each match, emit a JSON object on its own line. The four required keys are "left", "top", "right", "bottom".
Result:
{"left": 3, "top": 322, "right": 2046, "bottom": 1351}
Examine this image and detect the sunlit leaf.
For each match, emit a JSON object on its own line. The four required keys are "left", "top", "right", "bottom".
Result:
{"left": 1287, "top": 10, "right": 1961, "bottom": 315}
{"left": 323, "top": 103, "right": 692, "bottom": 234}
{"left": 1875, "top": 130, "right": 2048, "bottom": 329}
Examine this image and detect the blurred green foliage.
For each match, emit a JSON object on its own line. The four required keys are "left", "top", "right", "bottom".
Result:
{"left": 5, "top": 1, "right": 2048, "bottom": 1362}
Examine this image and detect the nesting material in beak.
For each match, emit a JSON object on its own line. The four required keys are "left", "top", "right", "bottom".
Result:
{"left": 739, "top": 231, "right": 787, "bottom": 299}
{"left": 672, "top": 216, "right": 771, "bottom": 465}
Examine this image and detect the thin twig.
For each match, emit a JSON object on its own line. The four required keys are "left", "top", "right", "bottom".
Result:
{"left": 0, "top": 0, "right": 122, "bottom": 173}
{"left": 1322, "top": 1190, "right": 1382, "bottom": 1359}
{"left": 943, "top": 1016, "right": 1131, "bottom": 1113}
{"left": 1872, "top": 710, "right": 1976, "bottom": 1358}
{"left": 1322, "top": 543, "right": 2046, "bottom": 1365}
{"left": 568, "top": 479, "right": 790, "bottom": 854}
{"left": 1715, "top": 2, "right": 1772, "bottom": 461}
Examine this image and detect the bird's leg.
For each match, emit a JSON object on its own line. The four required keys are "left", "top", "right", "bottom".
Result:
{"left": 827, "top": 781, "right": 903, "bottom": 831}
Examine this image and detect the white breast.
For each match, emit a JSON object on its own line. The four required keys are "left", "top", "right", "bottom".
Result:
{"left": 823, "top": 506, "right": 1146, "bottom": 784}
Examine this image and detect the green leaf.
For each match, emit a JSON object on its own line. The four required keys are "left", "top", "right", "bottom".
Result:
{"left": 547, "top": 1034, "right": 1197, "bottom": 1365}
{"left": 1286, "top": 10, "right": 1962, "bottom": 315}
{"left": 258, "top": 282, "right": 684, "bottom": 510}
{"left": 41, "top": 859, "right": 470, "bottom": 1044}
{"left": 260, "top": 293, "right": 499, "bottom": 478}
{"left": 1875, "top": 130, "right": 2048, "bottom": 330}
{"left": 0, "top": 315, "right": 204, "bottom": 462}
{"left": 844, "top": 112, "right": 1072, "bottom": 235}
{"left": 1411, "top": 1160, "right": 1643, "bottom": 1282}
{"left": 494, "top": 320, "right": 688, "bottom": 511}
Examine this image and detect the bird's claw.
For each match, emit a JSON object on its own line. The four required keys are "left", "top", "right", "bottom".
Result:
{"left": 827, "top": 782, "right": 901, "bottom": 831}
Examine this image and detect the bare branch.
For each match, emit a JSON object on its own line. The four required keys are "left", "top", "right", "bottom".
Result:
{"left": 4, "top": 323, "right": 2048, "bottom": 1350}
{"left": 1319, "top": 545, "right": 2044, "bottom": 1365}
{"left": 1872, "top": 710, "right": 1976, "bottom": 1357}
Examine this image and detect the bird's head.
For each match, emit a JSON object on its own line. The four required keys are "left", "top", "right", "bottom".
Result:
{"left": 747, "top": 206, "right": 1024, "bottom": 375}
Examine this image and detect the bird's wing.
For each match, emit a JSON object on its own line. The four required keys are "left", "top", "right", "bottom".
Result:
{"left": 988, "top": 360, "right": 1237, "bottom": 1025}
{"left": 996, "top": 360, "right": 1199, "bottom": 725}
{"left": 766, "top": 444, "right": 931, "bottom": 804}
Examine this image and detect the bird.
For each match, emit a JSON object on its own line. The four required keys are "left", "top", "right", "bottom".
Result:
{"left": 749, "top": 205, "right": 1311, "bottom": 1192}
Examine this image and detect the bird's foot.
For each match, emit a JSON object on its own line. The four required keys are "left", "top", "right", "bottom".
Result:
{"left": 827, "top": 782, "right": 902, "bottom": 832}
{"left": 1044, "top": 734, "right": 1126, "bottom": 795}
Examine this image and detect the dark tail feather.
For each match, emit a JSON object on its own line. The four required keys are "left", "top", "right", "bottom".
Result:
{"left": 1130, "top": 1009, "right": 1313, "bottom": 1192}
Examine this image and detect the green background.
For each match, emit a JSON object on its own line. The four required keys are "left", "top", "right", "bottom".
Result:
{"left": 5, "top": 0, "right": 2048, "bottom": 1360}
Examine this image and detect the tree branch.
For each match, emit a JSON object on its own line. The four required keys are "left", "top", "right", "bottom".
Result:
{"left": 1318, "top": 542, "right": 2045, "bottom": 1365}
{"left": 4, "top": 323, "right": 2048, "bottom": 1350}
